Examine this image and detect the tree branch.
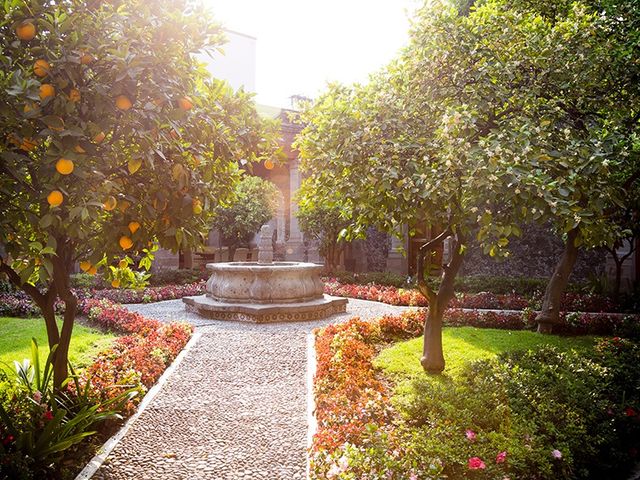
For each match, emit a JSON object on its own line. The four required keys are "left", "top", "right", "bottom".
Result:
{"left": 0, "top": 261, "right": 46, "bottom": 305}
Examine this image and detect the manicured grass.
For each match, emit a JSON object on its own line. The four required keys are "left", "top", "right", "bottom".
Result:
{"left": 375, "top": 326, "right": 597, "bottom": 382}
{"left": 0, "top": 317, "right": 115, "bottom": 374}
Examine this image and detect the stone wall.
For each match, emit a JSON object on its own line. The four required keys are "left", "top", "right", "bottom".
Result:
{"left": 461, "top": 223, "right": 607, "bottom": 280}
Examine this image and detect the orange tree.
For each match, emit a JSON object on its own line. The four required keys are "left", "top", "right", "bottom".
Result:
{"left": 0, "top": 0, "right": 279, "bottom": 387}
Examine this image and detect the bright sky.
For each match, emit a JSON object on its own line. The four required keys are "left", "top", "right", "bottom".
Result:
{"left": 205, "top": 0, "right": 421, "bottom": 108}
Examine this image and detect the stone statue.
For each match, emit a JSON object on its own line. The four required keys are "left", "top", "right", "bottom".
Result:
{"left": 257, "top": 225, "right": 273, "bottom": 264}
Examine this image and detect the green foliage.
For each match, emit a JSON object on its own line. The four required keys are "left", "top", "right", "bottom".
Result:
{"left": 147, "top": 268, "right": 208, "bottom": 286}
{"left": 0, "top": 0, "right": 280, "bottom": 286}
{"left": 0, "top": 339, "right": 135, "bottom": 479}
{"left": 322, "top": 340, "right": 640, "bottom": 480}
{"left": 297, "top": 177, "right": 351, "bottom": 269}
{"left": 211, "top": 175, "right": 281, "bottom": 251}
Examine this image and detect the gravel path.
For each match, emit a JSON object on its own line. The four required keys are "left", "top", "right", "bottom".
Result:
{"left": 92, "top": 298, "right": 413, "bottom": 480}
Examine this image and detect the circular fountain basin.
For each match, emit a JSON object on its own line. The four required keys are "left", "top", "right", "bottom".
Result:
{"left": 183, "top": 261, "right": 348, "bottom": 323}
{"left": 205, "top": 261, "right": 324, "bottom": 304}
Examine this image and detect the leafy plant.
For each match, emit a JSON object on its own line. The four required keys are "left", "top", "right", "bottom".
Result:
{"left": 0, "top": 339, "right": 136, "bottom": 479}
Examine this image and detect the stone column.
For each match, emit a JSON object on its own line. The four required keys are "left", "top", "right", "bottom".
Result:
{"left": 286, "top": 162, "right": 305, "bottom": 261}
{"left": 276, "top": 196, "right": 286, "bottom": 246}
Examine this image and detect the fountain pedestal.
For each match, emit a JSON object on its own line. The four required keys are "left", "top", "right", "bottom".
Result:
{"left": 183, "top": 262, "right": 347, "bottom": 323}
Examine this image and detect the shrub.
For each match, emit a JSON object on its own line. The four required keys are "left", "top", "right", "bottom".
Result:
{"left": 148, "top": 268, "right": 209, "bottom": 286}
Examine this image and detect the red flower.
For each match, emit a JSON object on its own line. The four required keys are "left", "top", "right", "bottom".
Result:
{"left": 496, "top": 451, "right": 507, "bottom": 463}
{"left": 466, "top": 429, "right": 477, "bottom": 441}
{"left": 625, "top": 407, "right": 637, "bottom": 417}
{"left": 2, "top": 435, "right": 14, "bottom": 445}
{"left": 42, "top": 409, "right": 54, "bottom": 421}
{"left": 468, "top": 457, "right": 486, "bottom": 470}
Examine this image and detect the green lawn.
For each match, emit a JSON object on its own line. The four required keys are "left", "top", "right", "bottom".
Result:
{"left": 0, "top": 317, "right": 115, "bottom": 375}
{"left": 375, "top": 327, "right": 597, "bottom": 382}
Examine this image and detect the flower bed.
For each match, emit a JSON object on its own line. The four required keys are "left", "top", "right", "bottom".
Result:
{"left": 0, "top": 298, "right": 192, "bottom": 477}
{"left": 311, "top": 313, "right": 640, "bottom": 479}
{"left": 0, "top": 281, "right": 207, "bottom": 317}
{"left": 323, "top": 280, "right": 632, "bottom": 313}
{"left": 78, "top": 298, "right": 193, "bottom": 413}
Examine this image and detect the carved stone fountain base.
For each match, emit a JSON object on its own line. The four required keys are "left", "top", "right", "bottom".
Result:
{"left": 183, "top": 294, "right": 347, "bottom": 323}
{"left": 183, "top": 259, "right": 348, "bottom": 323}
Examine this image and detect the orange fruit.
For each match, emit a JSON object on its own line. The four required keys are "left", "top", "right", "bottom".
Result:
{"left": 55, "top": 158, "right": 74, "bottom": 175}
{"left": 16, "top": 21, "right": 36, "bottom": 41}
{"left": 87, "top": 265, "right": 98, "bottom": 276}
{"left": 74, "top": 144, "right": 86, "bottom": 154}
{"left": 115, "top": 95, "right": 132, "bottom": 111}
{"left": 128, "top": 221, "right": 140, "bottom": 234}
{"left": 103, "top": 195, "right": 117, "bottom": 211}
{"left": 79, "top": 261, "right": 92, "bottom": 272}
{"left": 118, "top": 259, "right": 128, "bottom": 269}
{"left": 33, "top": 59, "right": 50, "bottom": 77}
{"left": 93, "top": 131, "right": 106, "bottom": 143}
{"left": 69, "top": 88, "right": 81, "bottom": 102}
{"left": 20, "top": 137, "right": 38, "bottom": 152}
{"left": 47, "top": 190, "right": 63, "bottom": 207}
{"left": 39, "top": 84, "right": 55, "bottom": 100}
{"left": 119, "top": 236, "right": 133, "bottom": 250}
{"left": 264, "top": 159, "right": 274, "bottom": 170}
{"left": 111, "top": 278, "right": 121, "bottom": 288}
{"left": 118, "top": 200, "right": 131, "bottom": 212}
{"left": 178, "top": 96, "right": 193, "bottom": 110}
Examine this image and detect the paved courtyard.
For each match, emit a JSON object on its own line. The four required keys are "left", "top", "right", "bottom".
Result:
{"left": 91, "top": 298, "right": 413, "bottom": 480}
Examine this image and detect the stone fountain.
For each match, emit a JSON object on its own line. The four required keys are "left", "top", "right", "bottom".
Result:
{"left": 183, "top": 225, "right": 347, "bottom": 323}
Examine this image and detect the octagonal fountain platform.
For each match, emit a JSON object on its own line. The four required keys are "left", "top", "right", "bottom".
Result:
{"left": 183, "top": 227, "right": 347, "bottom": 323}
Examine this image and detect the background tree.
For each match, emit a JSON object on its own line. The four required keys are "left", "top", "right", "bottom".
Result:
{"left": 297, "top": 0, "right": 639, "bottom": 371}
{"left": 0, "top": 0, "right": 278, "bottom": 387}
{"left": 211, "top": 175, "right": 281, "bottom": 260}
{"left": 296, "top": 177, "right": 351, "bottom": 270}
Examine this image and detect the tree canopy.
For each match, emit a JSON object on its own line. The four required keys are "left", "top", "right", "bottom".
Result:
{"left": 296, "top": 0, "right": 639, "bottom": 371}
{"left": 0, "top": 0, "right": 280, "bottom": 386}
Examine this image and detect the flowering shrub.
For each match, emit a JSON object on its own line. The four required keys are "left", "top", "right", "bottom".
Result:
{"left": 312, "top": 313, "right": 640, "bottom": 479}
{"left": 0, "top": 281, "right": 206, "bottom": 317}
{"left": 324, "top": 281, "right": 633, "bottom": 313}
{"left": 77, "top": 298, "right": 192, "bottom": 413}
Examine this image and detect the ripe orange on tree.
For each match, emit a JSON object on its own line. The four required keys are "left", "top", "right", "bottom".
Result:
{"left": 93, "top": 131, "right": 106, "bottom": 143}
{"left": 47, "top": 190, "right": 63, "bottom": 207}
{"left": 128, "top": 221, "right": 140, "bottom": 233}
{"left": 55, "top": 158, "right": 74, "bottom": 175}
{"left": 264, "top": 159, "right": 274, "bottom": 170}
{"left": 119, "top": 236, "right": 133, "bottom": 250}
{"left": 87, "top": 265, "right": 98, "bottom": 276}
{"left": 115, "top": 95, "right": 132, "bottom": 110}
{"left": 74, "top": 144, "right": 86, "bottom": 154}
{"left": 79, "top": 261, "right": 92, "bottom": 272}
{"left": 39, "top": 84, "right": 55, "bottom": 100}
{"left": 33, "top": 59, "right": 50, "bottom": 77}
{"left": 118, "top": 259, "right": 128, "bottom": 269}
{"left": 111, "top": 278, "right": 121, "bottom": 288}
{"left": 16, "top": 20, "right": 36, "bottom": 41}
{"left": 178, "top": 96, "right": 193, "bottom": 110}
{"left": 103, "top": 195, "right": 117, "bottom": 211}
{"left": 69, "top": 89, "right": 81, "bottom": 102}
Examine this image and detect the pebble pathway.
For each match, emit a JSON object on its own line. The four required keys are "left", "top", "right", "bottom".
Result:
{"left": 92, "top": 298, "right": 413, "bottom": 480}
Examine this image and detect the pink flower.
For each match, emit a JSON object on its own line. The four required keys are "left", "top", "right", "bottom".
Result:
{"left": 327, "top": 463, "right": 341, "bottom": 478}
{"left": 468, "top": 457, "right": 486, "bottom": 470}
{"left": 551, "top": 449, "right": 562, "bottom": 459}
{"left": 465, "top": 429, "right": 477, "bottom": 441}
{"left": 496, "top": 451, "right": 507, "bottom": 463}
{"left": 33, "top": 390, "right": 42, "bottom": 403}
{"left": 409, "top": 472, "right": 419, "bottom": 480}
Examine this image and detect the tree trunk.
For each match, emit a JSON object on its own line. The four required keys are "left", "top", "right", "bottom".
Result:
{"left": 417, "top": 229, "right": 464, "bottom": 374}
{"left": 536, "top": 228, "right": 579, "bottom": 334}
{"left": 50, "top": 240, "right": 77, "bottom": 389}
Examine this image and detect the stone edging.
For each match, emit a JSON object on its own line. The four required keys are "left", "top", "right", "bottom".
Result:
{"left": 306, "top": 332, "right": 318, "bottom": 480}
{"left": 74, "top": 330, "right": 203, "bottom": 480}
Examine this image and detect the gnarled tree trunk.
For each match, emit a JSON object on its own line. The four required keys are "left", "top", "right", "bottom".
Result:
{"left": 536, "top": 228, "right": 579, "bottom": 334}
